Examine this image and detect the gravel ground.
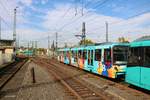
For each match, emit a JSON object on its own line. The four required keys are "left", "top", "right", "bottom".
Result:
{"left": 51, "top": 60, "right": 150, "bottom": 100}
{"left": 16, "top": 61, "right": 74, "bottom": 100}
{"left": 0, "top": 61, "right": 29, "bottom": 100}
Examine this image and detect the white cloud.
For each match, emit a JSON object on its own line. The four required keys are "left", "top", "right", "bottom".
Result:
{"left": 0, "top": 2, "right": 149, "bottom": 48}
{"left": 42, "top": 3, "right": 150, "bottom": 47}
{"left": 19, "top": 0, "right": 32, "bottom": 6}
{"left": 41, "top": 0, "right": 48, "bottom": 5}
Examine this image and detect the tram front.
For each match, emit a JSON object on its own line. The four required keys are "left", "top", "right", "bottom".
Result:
{"left": 112, "top": 45, "right": 129, "bottom": 78}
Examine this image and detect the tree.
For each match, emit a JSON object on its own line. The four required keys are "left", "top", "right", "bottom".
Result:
{"left": 51, "top": 40, "right": 55, "bottom": 50}
{"left": 79, "top": 38, "right": 94, "bottom": 45}
{"left": 118, "top": 37, "right": 129, "bottom": 43}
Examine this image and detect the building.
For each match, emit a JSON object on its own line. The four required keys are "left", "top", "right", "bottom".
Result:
{"left": 0, "top": 39, "right": 14, "bottom": 65}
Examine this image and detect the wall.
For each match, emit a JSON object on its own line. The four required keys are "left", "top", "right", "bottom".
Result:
{"left": 0, "top": 49, "right": 14, "bottom": 66}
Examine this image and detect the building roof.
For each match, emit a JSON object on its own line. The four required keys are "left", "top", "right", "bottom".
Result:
{"left": 0, "top": 39, "right": 14, "bottom": 42}
{"left": 0, "top": 39, "right": 15, "bottom": 47}
{"left": 134, "top": 35, "right": 150, "bottom": 42}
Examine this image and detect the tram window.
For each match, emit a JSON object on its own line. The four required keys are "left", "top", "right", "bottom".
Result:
{"left": 74, "top": 51, "right": 77, "bottom": 62}
{"left": 88, "top": 50, "right": 91, "bottom": 64}
{"left": 83, "top": 50, "right": 87, "bottom": 59}
{"left": 95, "top": 49, "right": 101, "bottom": 61}
{"left": 78, "top": 50, "right": 82, "bottom": 58}
{"left": 104, "top": 49, "right": 111, "bottom": 62}
{"left": 66, "top": 51, "right": 69, "bottom": 57}
{"left": 144, "top": 47, "right": 150, "bottom": 67}
{"left": 71, "top": 51, "right": 73, "bottom": 57}
{"left": 113, "top": 46, "right": 128, "bottom": 64}
{"left": 128, "top": 47, "right": 144, "bottom": 66}
{"left": 91, "top": 50, "right": 93, "bottom": 65}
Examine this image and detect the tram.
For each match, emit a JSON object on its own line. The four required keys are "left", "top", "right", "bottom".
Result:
{"left": 58, "top": 42, "right": 129, "bottom": 79}
{"left": 125, "top": 38, "right": 150, "bottom": 90}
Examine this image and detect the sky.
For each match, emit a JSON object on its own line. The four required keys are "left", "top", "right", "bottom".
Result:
{"left": 0, "top": 0, "right": 150, "bottom": 48}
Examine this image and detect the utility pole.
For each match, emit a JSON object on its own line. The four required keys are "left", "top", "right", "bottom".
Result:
{"left": 55, "top": 32, "right": 58, "bottom": 56}
{"left": 82, "top": 22, "right": 86, "bottom": 45}
{"left": 35, "top": 41, "right": 37, "bottom": 56}
{"left": 48, "top": 35, "right": 50, "bottom": 57}
{"left": 75, "top": 22, "right": 86, "bottom": 45}
{"left": 32, "top": 41, "right": 34, "bottom": 57}
{"left": 52, "top": 40, "right": 54, "bottom": 57}
{"left": 13, "top": 8, "right": 17, "bottom": 41}
{"left": 81, "top": 0, "right": 84, "bottom": 16}
{"left": 17, "top": 35, "right": 19, "bottom": 49}
{"left": 28, "top": 42, "right": 29, "bottom": 57}
{"left": 106, "top": 21, "right": 108, "bottom": 42}
{"left": 13, "top": 7, "right": 18, "bottom": 55}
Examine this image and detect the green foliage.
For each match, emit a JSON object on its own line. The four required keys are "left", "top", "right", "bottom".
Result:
{"left": 79, "top": 38, "right": 94, "bottom": 45}
{"left": 118, "top": 37, "right": 129, "bottom": 43}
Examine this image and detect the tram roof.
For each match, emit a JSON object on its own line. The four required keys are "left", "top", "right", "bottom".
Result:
{"left": 71, "top": 42, "right": 129, "bottom": 50}
{"left": 131, "top": 40, "right": 150, "bottom": 47}
{"left": 131, "top": 36, "right": 150, "bottom": 47}
{"left": 58, "top": 42, "right": 129, "bottom": 51}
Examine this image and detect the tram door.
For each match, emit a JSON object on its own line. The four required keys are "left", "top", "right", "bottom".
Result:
{"left": 88, "top": 50, "right": 94, "bottom": 66}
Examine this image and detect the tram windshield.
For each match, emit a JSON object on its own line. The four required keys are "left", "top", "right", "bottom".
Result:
{"left": 113, "top": 46, "right": 129, "bottom": 65}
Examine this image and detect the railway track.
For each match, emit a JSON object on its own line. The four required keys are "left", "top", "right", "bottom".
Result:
{"left": 38, "top": 57, "right": 150, "bottom": 98}
{"left": 34, "top": 58, "right": 112, "bottom": 100}
{"left": 52, "top": 59, "right": 150, "bottom": 97}
{"left": 0, "top": 59, "right": 28, "bottom": 90}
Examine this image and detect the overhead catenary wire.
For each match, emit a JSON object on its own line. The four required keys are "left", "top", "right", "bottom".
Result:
{"left": 86, "top": 1, "right": 150, "bottom": 26}
{"left": 0, "top": 16, "right": 12, "bottom": 29}
{"left": 0, "top": 0, "right": 12, "bottom": 17}
{"left": 56, "top": 0, "right": 109, "bottom": 33}
{"left": 87, "top": 9, "right": 150, "bottom": 34}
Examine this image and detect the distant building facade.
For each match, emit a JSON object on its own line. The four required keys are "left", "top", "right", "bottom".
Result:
{"left": 0, "top": 39, "right": 14, "bottom": 65}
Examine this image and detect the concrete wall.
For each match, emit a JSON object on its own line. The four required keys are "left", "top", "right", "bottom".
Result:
{"left": 0, "top": 49, "right": 13, "bottom": 66}
{"left": 5, "top": 49, "right": 13, "bottom": 54}
{"left": 0, "top": 51, "right": 2, "bottom": 65}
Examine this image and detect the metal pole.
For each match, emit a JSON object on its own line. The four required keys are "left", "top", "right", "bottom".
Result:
{"left": 28, "top": 42, "right": 29, "bottom": 57}
{"left": 56, "top": 32, "right": 58, "bottom": 50}
{"left": 56, "top": 32, "right": 58, "bottom": 56}
{"left": 13, "top": 7, "right": 18, "bottom": 56}
{"left": 17, "top": 35, "right": 19, "bottom": 50}
{"left": 106, "top": 21, "right": 108, "bottom": 42}
{"left": 81, "top": 0, "right": 84, "bottom": 16}
{"left": 35, "top": 41, "right": 37, "bottom": 56}
{"left": 82, "top": 22, "right": 86, "bottom": 45}
{"left": 13, "top": 8, "right": 17, "bottom": 41}
{"left": 31, "top": 67, "right": 36, "bottom": 83}
{"left": 48, "top": 35, "right": 50, "bottom": 57}
{"left": 32, "top": 41, "right": 34, "bottom": 57}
